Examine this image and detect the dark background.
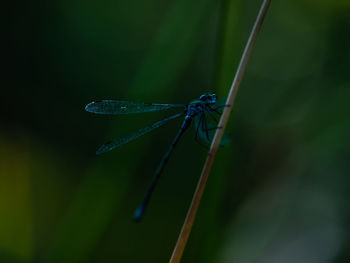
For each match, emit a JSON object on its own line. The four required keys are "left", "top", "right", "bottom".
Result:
{"left": 2, "top": 0, "right": 350, "bottom": 262}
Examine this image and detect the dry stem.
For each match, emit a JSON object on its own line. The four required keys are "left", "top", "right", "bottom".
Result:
{"left": 169, "top": 1, "right": 272, "bottom": 262}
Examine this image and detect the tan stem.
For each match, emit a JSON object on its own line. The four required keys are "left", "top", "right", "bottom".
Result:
{"left": 169, "top": 0, "right": 272, "bottom": 262}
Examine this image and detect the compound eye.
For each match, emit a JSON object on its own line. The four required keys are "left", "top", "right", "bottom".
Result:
{"left": 199, "top": 94, "right": 207, "bottom": 101}
{"left": 209, "top": 94, "right": 217, "bottom": 103}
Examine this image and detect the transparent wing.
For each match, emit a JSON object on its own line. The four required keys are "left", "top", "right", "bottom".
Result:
{"left": 96, "top": 112, "right": 183, "bottom": 154}
{"left": 85, "top": 100, "right": 185, "bottom": 115}
{"left": 194, "top": 113, "right": 231, "bottom": 147}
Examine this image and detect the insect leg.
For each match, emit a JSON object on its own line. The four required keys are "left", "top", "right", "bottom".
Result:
{"left": 202, "top": 114, "right": 210, "bottom": 141}
{"left": 194, "top": 114, "right": 208, "bottom": 148}
{"left": 204, "top": 106, "right": 219, "bottom": 123}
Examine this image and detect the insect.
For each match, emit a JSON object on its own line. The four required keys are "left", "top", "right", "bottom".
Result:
{"left": 85, "top": 94, "right": 228, "bottom": 221}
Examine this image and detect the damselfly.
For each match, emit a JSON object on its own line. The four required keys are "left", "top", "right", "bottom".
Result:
{"left": 85, "top": 94, "right": 229, "bottom": 221}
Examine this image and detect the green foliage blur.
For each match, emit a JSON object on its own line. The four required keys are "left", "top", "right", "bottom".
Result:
{"left": 3, "top": 0, "right": 350, "bottom": 262}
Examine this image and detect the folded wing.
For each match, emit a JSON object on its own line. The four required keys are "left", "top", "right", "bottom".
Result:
{"left": 85, "top": 100, "right": 185, "bottom": 115}
{"left": 96, "top": 113, "right": 183, "bottom": 154}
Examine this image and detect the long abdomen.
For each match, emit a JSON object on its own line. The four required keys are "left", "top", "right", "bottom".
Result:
{"left": 134, "top": 116, "right": 192, "bottom": 221}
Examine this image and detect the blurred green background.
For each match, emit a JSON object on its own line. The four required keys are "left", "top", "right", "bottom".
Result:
{"left": 3, "top": 0, "right": 350, "bottom": 262}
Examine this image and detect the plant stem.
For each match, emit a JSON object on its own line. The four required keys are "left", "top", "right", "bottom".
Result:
{"left": 169, "top": 1, "right": 272, "bottom": 262}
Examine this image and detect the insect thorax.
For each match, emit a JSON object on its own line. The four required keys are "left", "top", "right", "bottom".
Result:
{"left": 185, "top": 101, "right": 203, "bottom": 117}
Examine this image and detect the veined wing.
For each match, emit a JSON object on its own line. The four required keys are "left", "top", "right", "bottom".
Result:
{"left": 96, "top": 112, "right": 183, "bottom": 154}
{"left": 85, "top": 100, "right": 185, "bottom": 115}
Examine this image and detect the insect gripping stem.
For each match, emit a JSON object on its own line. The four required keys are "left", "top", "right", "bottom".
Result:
{"left": 169, "top": 0, "right": 272, "bottom": 262}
